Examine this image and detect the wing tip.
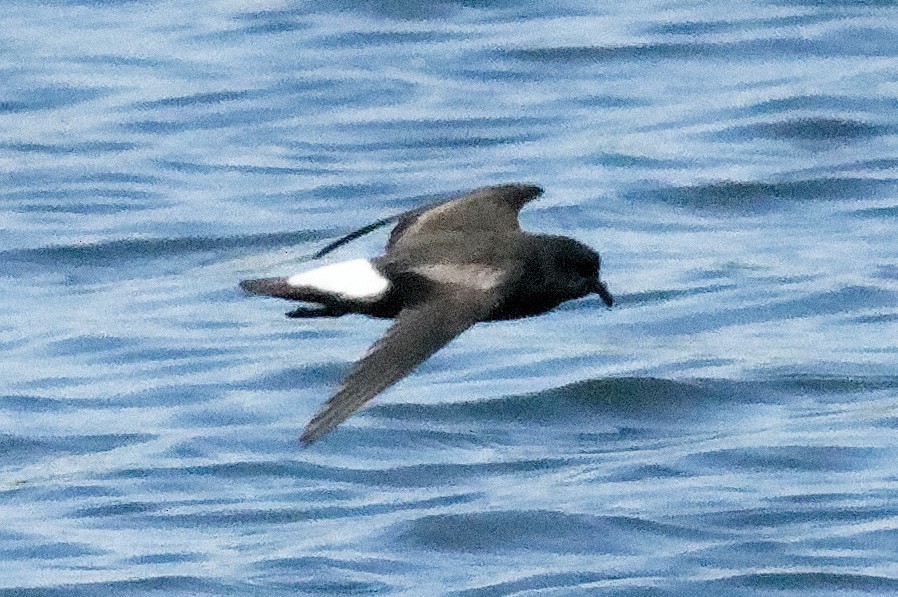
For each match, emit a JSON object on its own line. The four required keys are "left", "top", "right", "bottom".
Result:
{"left": 299, "top": 415, "right": 336, "bottom": 446}
{"left": 482, "top": 182, "right": 544, "bottom": 207}
{"left": 299, "top": 423, "right": 318, "bottom": 445}
{"left": 519, "top": 183, "right": 544, "bottom": 197}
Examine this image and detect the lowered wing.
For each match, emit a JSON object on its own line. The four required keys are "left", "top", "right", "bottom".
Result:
{"left": 300, "top": 291, "right": 484, "bottom": 444}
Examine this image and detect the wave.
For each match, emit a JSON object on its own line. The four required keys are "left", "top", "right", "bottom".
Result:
{"left": 0, "top": 230, "right": 327, "bottom": 273}
{"left": 628, "top": 178, "right": 898, "bottom": 210}
{"left": 396, "top": 509, "right": 716, "bottom": 553}
{"left": 103, "top": 457, "right": 572, "bottom": 490}
{"left": 0, "top": 85, "right": 105, "bottom": 114}
{"left": 502, "top": 36, "right": 893, "bottom": 64}
{"left": 0, "top": 433, "right": 153, "bottom": 466}
{"left": 705, "top": 571, "right": 898, "bottom": 593}
{"left": 370, "top": 377, "right": 758, "bottom": 425}
{"left": 715, "top": 118, "right": 890, "bottom": 143}
{"left": 0, "top": 576, "right": 242, "bottom": 597}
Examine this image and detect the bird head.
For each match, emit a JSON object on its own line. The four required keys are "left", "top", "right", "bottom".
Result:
{"left": 548, "top": 237, "right": 614, "bottom": 308}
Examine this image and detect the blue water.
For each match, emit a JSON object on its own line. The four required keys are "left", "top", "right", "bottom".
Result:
{"left": 2, "top": 0, "right": 898, "bottom": 594}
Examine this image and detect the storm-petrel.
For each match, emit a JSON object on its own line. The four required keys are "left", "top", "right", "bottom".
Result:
{"left": 240, "top": 183, "right": 613, "bottom": 444}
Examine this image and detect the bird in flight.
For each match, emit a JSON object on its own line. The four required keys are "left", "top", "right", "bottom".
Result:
{"left": 240, "top": 184, "right": 613, "bottom": 444}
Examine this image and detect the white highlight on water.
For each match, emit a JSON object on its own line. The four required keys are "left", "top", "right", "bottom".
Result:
{"left": 287, "top": 259, "right": 390, "bottom": 301}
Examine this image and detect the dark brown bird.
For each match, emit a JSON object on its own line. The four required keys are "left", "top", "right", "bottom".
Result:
{"left": 240, "top": 184, "right": 613, "bottom": 444}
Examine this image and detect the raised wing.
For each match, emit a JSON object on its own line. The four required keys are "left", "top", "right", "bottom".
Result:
{"left": 312, "top": 183, "right": 543, "bottom": 259}
{"left": 300, "top": 292, "right": 485, "bottom": 444}
{"left": 387, "top": 183, "right": 543, "bottom": 249}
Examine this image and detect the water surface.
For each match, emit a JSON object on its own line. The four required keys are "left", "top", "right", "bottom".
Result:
{"left": 1, "top": 0, "right": 897, "bottom": 594}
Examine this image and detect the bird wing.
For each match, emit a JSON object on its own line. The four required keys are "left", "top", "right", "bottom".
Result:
{"left": 386, "top": 183, "right": 543, "bottom": 249}
{"left": 300, "top": 287, "right": 493, "bottom": 444}
{"left": 312, "top": 183, "right": 543, "bottom": 259}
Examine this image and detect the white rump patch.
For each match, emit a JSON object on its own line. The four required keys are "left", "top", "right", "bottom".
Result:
{"left": 411, "top": 264, "right": 504, "bottom": 291}
{"left": 287, "top": 259, "right": 390, "bottom": 301}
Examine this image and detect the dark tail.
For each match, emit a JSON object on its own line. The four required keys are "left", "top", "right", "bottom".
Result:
{"left": 239, "top": 277, "right": 331, "bottom": 304}
{"left": 240, "top": 277, "right": 293, "bottom": 298}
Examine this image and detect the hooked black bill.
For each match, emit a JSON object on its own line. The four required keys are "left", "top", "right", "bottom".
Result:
{"left": 595, "top": 280, "right": 614, "bottom": 308}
